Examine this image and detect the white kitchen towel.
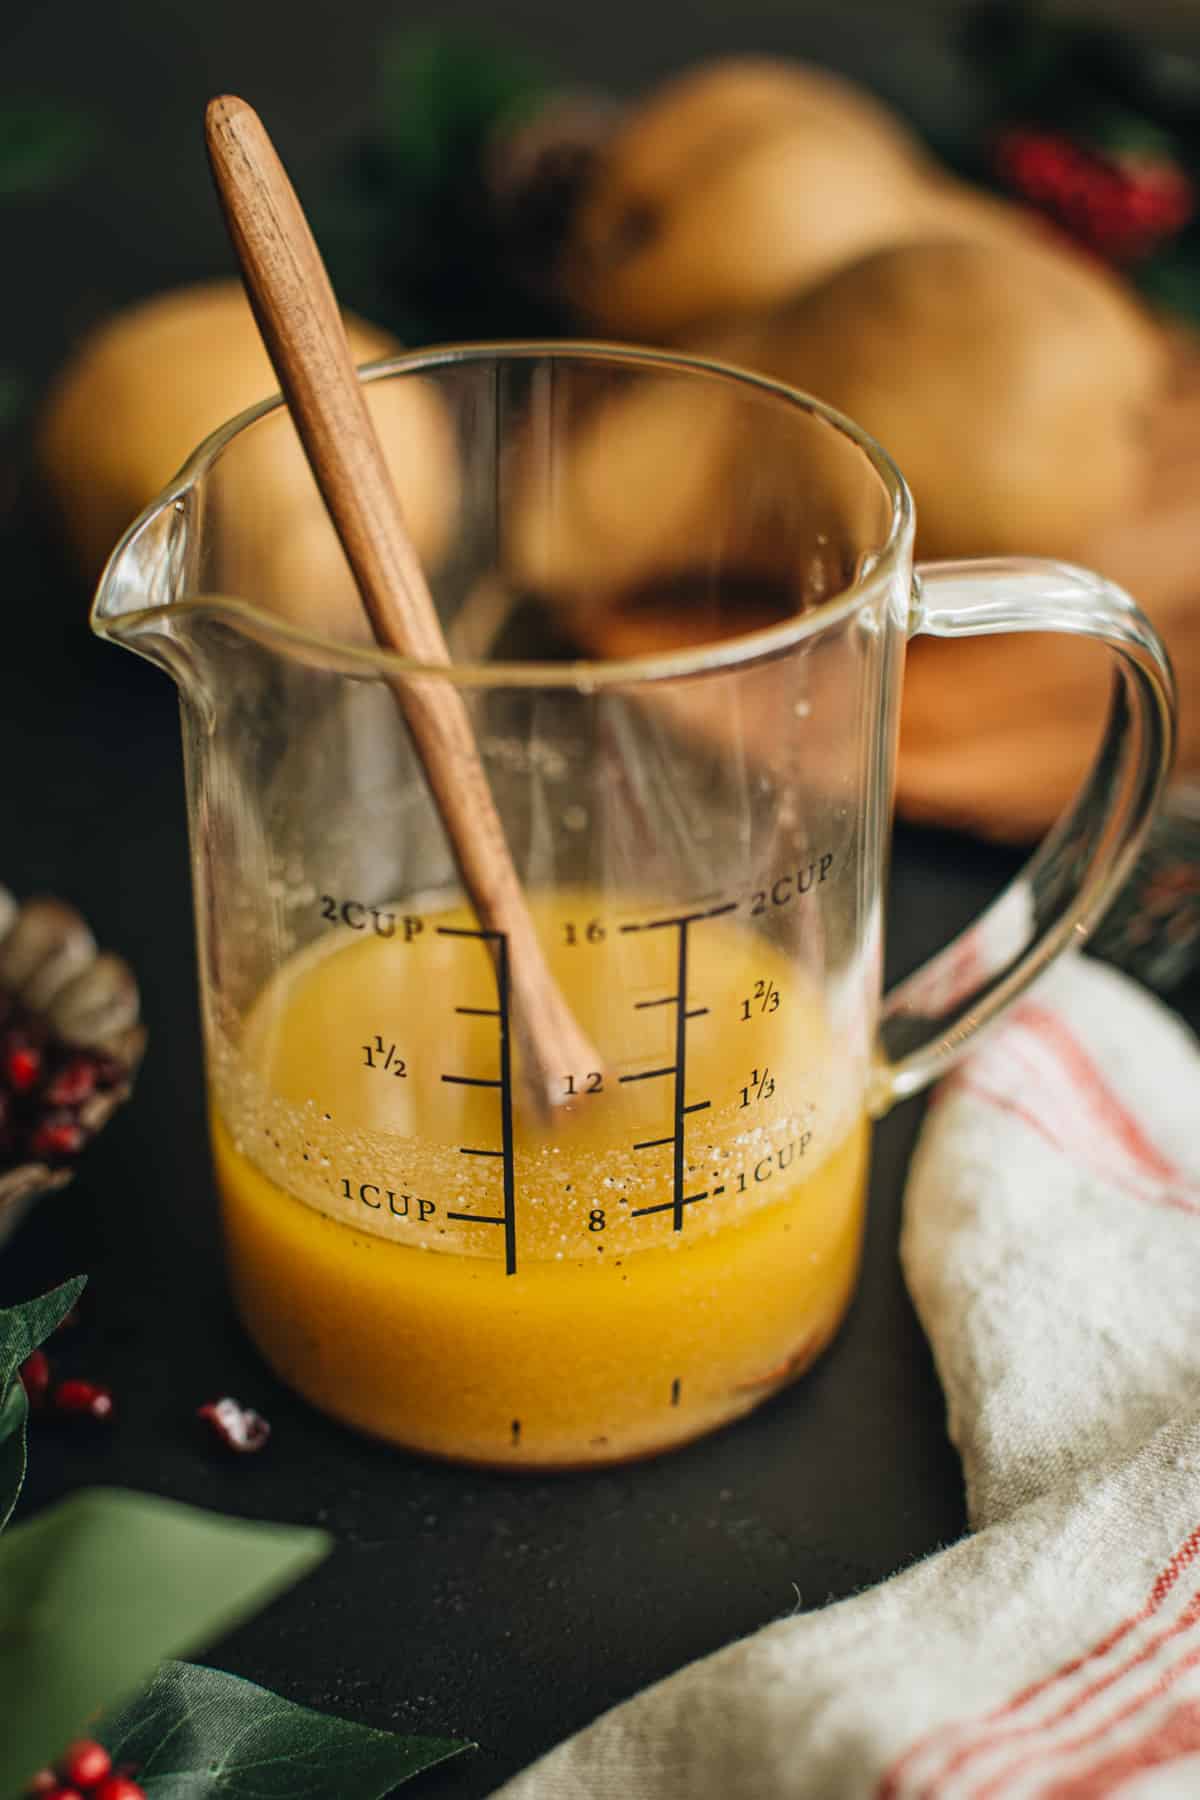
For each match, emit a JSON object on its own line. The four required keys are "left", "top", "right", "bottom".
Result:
{"left": 497, "top": 955, "right": 1200, "bottom": 1799}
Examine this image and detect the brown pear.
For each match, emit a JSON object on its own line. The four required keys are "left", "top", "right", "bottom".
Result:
{"left": 561, "top": 54, "right": 1032, "bottom": 339}
{"left": 581, "top": 55, "right": 933, "bottom": 186}
{"left": 508, "top": 335, "right": 891, "bottom": 636}
{"left": 39, "top": 280, "right": 459, "bottom": 642}
{"left": 743, "top": 237, "right": 1166, "bottom": 560}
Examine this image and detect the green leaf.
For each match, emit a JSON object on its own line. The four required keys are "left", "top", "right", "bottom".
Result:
{"left": 372, "top": 32, "right": 549, "bottom": 184}
{"left": 0, "top": 1381, "right": 27, "bottom": 1537}
{"left": 101, "top": 1661, "right": 469, "bottom": 1798}
{"left": 0, "top": 1275, "right": 85, "bottom": 1530}
{"left": 0, "top": 1488, "right": 330, "bottom": 1795}
{"left": 0, "top": 102, "right": 96, "bottom": 197}
{"left": 0, "top": 1275, "right": 84, "bottom": 1404}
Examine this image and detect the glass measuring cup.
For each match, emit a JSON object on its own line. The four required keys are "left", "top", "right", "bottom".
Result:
{"left": 92, "top": 345, "right": 1174, "bottom": 1468}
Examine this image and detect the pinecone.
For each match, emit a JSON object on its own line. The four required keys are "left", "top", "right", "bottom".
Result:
{"left": 0, "top": 888, "right": 145, "bottom": 1235}
{"left": 485, "top": 89, "right": 623, "bottom": 303}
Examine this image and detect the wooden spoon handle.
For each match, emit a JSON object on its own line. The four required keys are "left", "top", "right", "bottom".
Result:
{"left": 205, "top": 95, "right": 599, "bottom": 1116}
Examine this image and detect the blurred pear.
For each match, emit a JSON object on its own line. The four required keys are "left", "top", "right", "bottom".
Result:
{"left": 746, "top": 237, "right": 1166, "bottom": 561}
{"left": 561, "top": 55, "right": 1033, "bottom": 338}
{"left": 39, "top": 280, "right": 459, "bottom": 643}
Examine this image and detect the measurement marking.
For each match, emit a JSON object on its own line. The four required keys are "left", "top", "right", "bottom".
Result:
{"left": 631, "top": 1190, "right": 708, "bottom": 1219}
{"left": 671, "top": 923, "right": 690, "bottom": 1230}
{"left": 620, "top": 898, "right": 737, "bottom": 934}
{"left": 713, "top": 1185, "right": 725, "bottom": 1195}
{"left": 438, "top": 926, "right": 518, "bottom": 1274}
{"left": 623, "top": 904, "right": 737, "bottom": 1232}
{"left": 496, "top": 934, "right": 517, "bottom": 1277}
{"left": 671, "top": 1378, "right": 681, "bottom": 1407}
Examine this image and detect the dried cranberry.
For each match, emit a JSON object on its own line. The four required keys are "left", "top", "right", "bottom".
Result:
{"left": 90, "top": 1053, "right": 124, "bottom": 1090}
{"left": 59, "top": 1741, "right": 111, "bottom": 1788}
{"left": 29, "top": 1117, "right": 84, "bottom": 1160}
{"left": 198, "top": 1396, "right": 271, "bottom": 1453}
{"left": 44, "top": 1056, "right": 99, "bottom": 1107}
{"left": 19, "top": 1348, "right": 50, "bottom": 1408}
{"left": 6, "top": 1044, "right": 42, "bottom": 1093}
{"left": 53, "top": 1379, "right": 114, "bottom": 1421}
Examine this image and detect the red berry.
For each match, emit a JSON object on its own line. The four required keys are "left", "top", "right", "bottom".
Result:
{"left": 35, "top": 1788, "right": 82, "bottom": 1800}
{"left": 19, "top": 1348, "right": 51, "bottom": 1408}
{"left": 91, "top": 1780, "right": 145, "bottom": 1800}
{"left": 44, "top": 1056, "right": 98, "bottom": 1107}
{"left": 992, "top": 125, "right": 1194, "bottom": 265}
{"left": 198, "top": 1396, "right": 271, "bottom": 1453}
{"left": 56, "top": 1735, "right": 109, "bottom": 1792}
{"left": 53, "top": 1379, "right": 114, "bottom": 1421}
{"left": 29, "top": 1117, "right": 84, "bottom": 1159}
{"left": 59, "top": 1741, "right": 111, "bottom": 1789}
{"left": 6, "top": 1045, "right": 41, "bottom": 1092}
{"left": 25, "top": 1772, "right": 60, "bottom": 1796}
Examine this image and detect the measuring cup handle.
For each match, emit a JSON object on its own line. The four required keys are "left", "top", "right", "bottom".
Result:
{"left": 872, "top": 557, "right": 1176, "bottom": 1114}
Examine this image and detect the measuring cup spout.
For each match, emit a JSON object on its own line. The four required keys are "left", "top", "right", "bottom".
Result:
{"left": 90, "top": 484, "right": 204, "bottom": 691}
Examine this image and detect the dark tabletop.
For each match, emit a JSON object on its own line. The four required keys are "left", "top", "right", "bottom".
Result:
{"left": 2, "top": 5, "right": 1195, "bottom": 1796}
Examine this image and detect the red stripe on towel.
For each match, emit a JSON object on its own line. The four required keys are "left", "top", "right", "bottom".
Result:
{"left": 1036, "top": 1695, "right": 1200, "bottom": 1797}
{"left": 876, "top": 1524, "right": 1200, "bottom": 1798}
{"left": 951, "top": 1003, "right": 1200, "bottom": 1214}
{"left": 966, "top": 1595, "right": 1200, "bottom": 1797}
{"left": 1009, "top": 1005, "right": 1185, "bottom": 1185}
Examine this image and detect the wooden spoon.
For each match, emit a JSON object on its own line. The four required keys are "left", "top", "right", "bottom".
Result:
{"left": 205, "top": 94, "right": 600, "bottom": 1116}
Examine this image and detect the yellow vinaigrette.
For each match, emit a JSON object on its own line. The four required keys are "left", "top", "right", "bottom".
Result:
{"left": 211, "top": 892, "right": 869, "bottom": 1466}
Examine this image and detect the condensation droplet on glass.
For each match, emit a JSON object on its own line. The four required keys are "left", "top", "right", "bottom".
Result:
{"left": 562, "top": 804, "right": 588, "bottom": 832}
{"left": 793, "top": 698, "right": 811, "bottom": 719}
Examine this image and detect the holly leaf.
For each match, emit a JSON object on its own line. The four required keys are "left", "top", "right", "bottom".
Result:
{"left": 0, "top": 1274, "right": 84, "bottom": 1403}
{"left": 101, "top": 1661, "right": 469, "bottom": 1798}
{"left": 0, "top": 1488, "right": 330, "bottom": 1795}
{"left": 0, "top": 1274, "right": 86, "bottom": 1530}
{"left": 0, "top": 1375, "right": 26, "bottom": 1535}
